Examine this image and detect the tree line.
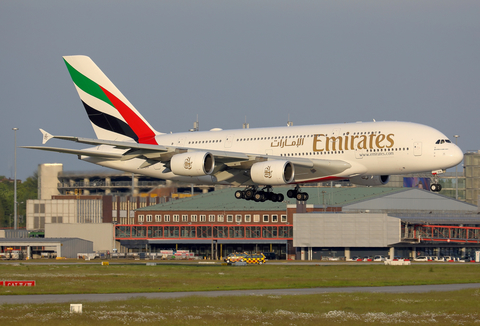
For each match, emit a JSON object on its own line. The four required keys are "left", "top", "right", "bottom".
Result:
{"left": 0, "top": 173, "right": 38, "bottom": 228}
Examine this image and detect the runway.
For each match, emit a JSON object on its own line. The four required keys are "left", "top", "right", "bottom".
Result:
{"left": 2, "top": 283, "right": 480, "bottom": 304}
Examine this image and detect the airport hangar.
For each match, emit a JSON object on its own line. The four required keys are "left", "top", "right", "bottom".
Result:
{"left": 115, "top": 186, "right": 480, "bottom": 260}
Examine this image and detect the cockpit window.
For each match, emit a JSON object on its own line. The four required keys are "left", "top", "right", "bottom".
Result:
{"left": 435, "top": 139, "right": 451, "bottom": 144}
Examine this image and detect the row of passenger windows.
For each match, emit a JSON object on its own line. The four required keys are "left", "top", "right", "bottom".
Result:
{"left": 137, "top": 214, "right": 287, "bottom": 223}
{"left": 185, "top": 132, "right": 394, "bottom": 145}
{"left": 279, "top": 147, "right": 410, "bottom": 157}
{"left": 188, "top": 140, "right": 222, "bottom": 145}
{"left": 237, "top": 135, "right": 310, "bottom": 141}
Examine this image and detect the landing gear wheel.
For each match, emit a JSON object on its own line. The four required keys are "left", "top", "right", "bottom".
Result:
{"left": 296, "top": 192, "right": 309, "bottom": 201}
{"left": 244, "top": 189, "right": 255, "bottom": 200}
{"left": 287, "top": 189, "right": 296, "bottom": 198}
{"left": 430, "top": 183, "right": 442, "bottom": 192}
{"left": 235, "top": 190, "right": 244, "bottom": 199}
{"left": 254, "top": 191, "right": 266, "bottom": 202}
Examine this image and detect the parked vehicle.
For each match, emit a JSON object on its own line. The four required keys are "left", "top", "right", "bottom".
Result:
{"left": 224, "top": 252, "right": 247, "bottom": 263}
{"left": 413, "top": 256, "right": 428, "bottom": 261}
{"left": 373, "top": 255, "right": 386, "bottom": 261}
{"left": 242, "top": 253, "right": 266, "bottom": 264}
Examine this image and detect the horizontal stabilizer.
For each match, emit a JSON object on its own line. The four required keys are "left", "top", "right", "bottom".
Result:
{"left": 40, "top": 129, "right": 54, "bottom": 144}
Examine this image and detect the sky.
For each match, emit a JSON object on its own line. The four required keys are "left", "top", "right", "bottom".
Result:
{"left": 1, "top": 1, "right": 479, "bottom": 181}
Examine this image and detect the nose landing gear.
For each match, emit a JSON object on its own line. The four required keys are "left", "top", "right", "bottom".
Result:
{"left": 430, "top": 170, "right": 443, "bottom": 192}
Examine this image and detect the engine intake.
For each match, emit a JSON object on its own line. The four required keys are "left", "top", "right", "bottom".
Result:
{"left": 349, "top": 175, "right": 390, "bottom": 186}
{"left": 250, "top": 160, "right": 295, "bottom": 185}
{"left": 171, "top": 151, "right": 215, "bottom": 176}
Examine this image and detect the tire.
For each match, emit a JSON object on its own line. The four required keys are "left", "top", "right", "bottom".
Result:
{"left": 235, "top": 190, "right": 244, "bottom": 199}
{"left": 244, "top": 189, "right": 254, "bottom": 200}
{"left": 437, "top": 184, "right": 442, "bottom": 192}
{"left": 254, "top": 191, "right": 265, "bottom": 201}
{"left": 277, "top": 193, "right": 284, "bottom": 202}
{"left": 287, "top": 189, "right": 296, "bottom": 198}
{"left": 430, "top": 184, "right": 438, "bottom": 192}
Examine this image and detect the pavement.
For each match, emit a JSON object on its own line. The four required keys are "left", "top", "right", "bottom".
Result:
{"left": 2, "top": 283, "right": 480, "bottom": 304}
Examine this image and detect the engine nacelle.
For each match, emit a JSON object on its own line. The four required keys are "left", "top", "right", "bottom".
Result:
{"left": 170, "top": 151, "right": 215, "bottom": 176}
{"left": 349, "top": 175, "right": 390, "bottom": 186}
{"left": 250, "top": 160, "right": 295, "bottom": 185}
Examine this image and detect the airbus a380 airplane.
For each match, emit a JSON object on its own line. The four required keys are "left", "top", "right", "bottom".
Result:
{"left": 24, "top": 55, "right": 463, "bottom": 202}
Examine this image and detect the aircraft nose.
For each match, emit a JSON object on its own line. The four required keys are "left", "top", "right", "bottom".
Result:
{"left": 449, "top": 144, "right": 464, "bottom": 167}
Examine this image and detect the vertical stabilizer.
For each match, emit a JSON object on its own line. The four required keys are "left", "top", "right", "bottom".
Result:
{"left": 63, "top": 55, "right": 161, "bottom": 144}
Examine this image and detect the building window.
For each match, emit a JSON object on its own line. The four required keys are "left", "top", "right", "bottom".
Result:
{"left": 263, "top": 215, "right": 269, "bottom": 223}
{"left": 235, "top": 215, "right": 242, "bottom": 223}
{"left": 182, "top": 215, "right": 188, "bottom": 222}
{"left": 217, "top": 215, "right": 224, "bottom": 222}
{"left": 272, "top": 215, "right": 278, "bottom": 223}
{"left": 245, "top": 214, "right": 251, "bottom": 223}
{"left": 155, "top": 215, "right": 161, "bottom": 222}
{"left": 138, "top": 215, "right": 144, "bottom": 222}
{"left": 254, "top": 214, "right": 260, "bottom": 223}
{"left": 209, "top": 215, "right": 215, "bottom": 222}
{"left": 281, "top": 215, "right": 287, "bottom": 223}
{"left": 34, "top": 203, "right": 45, "bottom": 214}
{"left": 146, "top": 215, "right": 152, "bottom": 222}
{"left": 164, "top": 215, "right": 170, "bottom": 222}
{"left": 191, "top": 215, "right": 197, "bottom": 222}
{"left": 227, "top": 215, "right": 233, "bottom": 222}
{"left": 173, "top": 214, "right": 179, "bottom": 222}
{"left": 200, "top": 215, "right": 206, "bottom": 222}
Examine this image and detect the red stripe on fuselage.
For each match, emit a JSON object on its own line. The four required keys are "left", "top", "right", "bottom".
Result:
{"left": 99, "top": 86, "right": 158, "bottom": 145}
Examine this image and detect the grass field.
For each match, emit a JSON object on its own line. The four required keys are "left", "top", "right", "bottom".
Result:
{"left": 1, "top": 262, "right": 480, "bottom": 325}
{"left": 1, "top": 262, "right": 480, "bottom": 295}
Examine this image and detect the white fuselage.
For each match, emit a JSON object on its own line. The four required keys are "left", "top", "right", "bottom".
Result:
{"left": 83, "top": 121, "right": 463, "bottom": 185}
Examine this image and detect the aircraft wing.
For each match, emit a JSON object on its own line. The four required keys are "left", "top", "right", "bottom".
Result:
{"left": 21, "top": 146, "right": 123, "bottom": 159}
{"left": 27, "top": 129, "right": 352, "bottom": 182}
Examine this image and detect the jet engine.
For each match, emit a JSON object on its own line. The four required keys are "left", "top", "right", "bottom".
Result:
{"left": 349, "top": 175, "right": 390, "bottom": 186}
{"left": 170, "top": 151, "right": 215, "bottom": 176}
{"left": 250, "top": 160, "right": 295, "bottom": 185}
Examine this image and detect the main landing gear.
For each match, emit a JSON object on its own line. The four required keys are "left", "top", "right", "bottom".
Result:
{"left": 234, "top": 186, "right": 310, "bottom": 202}
{"left": 235, "top": 186, "right": 284, "bottom": 202}
{"left": 286, "top": 185, "right": 309, "bottom": 201}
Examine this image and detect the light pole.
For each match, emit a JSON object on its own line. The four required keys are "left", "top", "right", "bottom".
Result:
{"left": 13, "top": 127, "right": 18, "bottom": 230}
{"left": 454, "top": 135, "right": 459, "bottom": 200}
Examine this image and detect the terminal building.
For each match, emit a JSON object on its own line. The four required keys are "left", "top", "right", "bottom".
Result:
{"left": 2, "top": 154, "right": 480, "bottom": 260}
{"left": 115, "top": 187, "right": 480, "bottom": 260}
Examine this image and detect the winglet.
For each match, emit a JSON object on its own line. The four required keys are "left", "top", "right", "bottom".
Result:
{"left": 40, "top": 129, "right": 54, "bottom": 144}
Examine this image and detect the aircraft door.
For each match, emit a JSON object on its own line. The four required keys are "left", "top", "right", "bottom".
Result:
{"left": 413, "top": 142, "right": 422, "bottom": 156}
{"left": 225, "top": 135, "right": 234, "bottom": 148}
